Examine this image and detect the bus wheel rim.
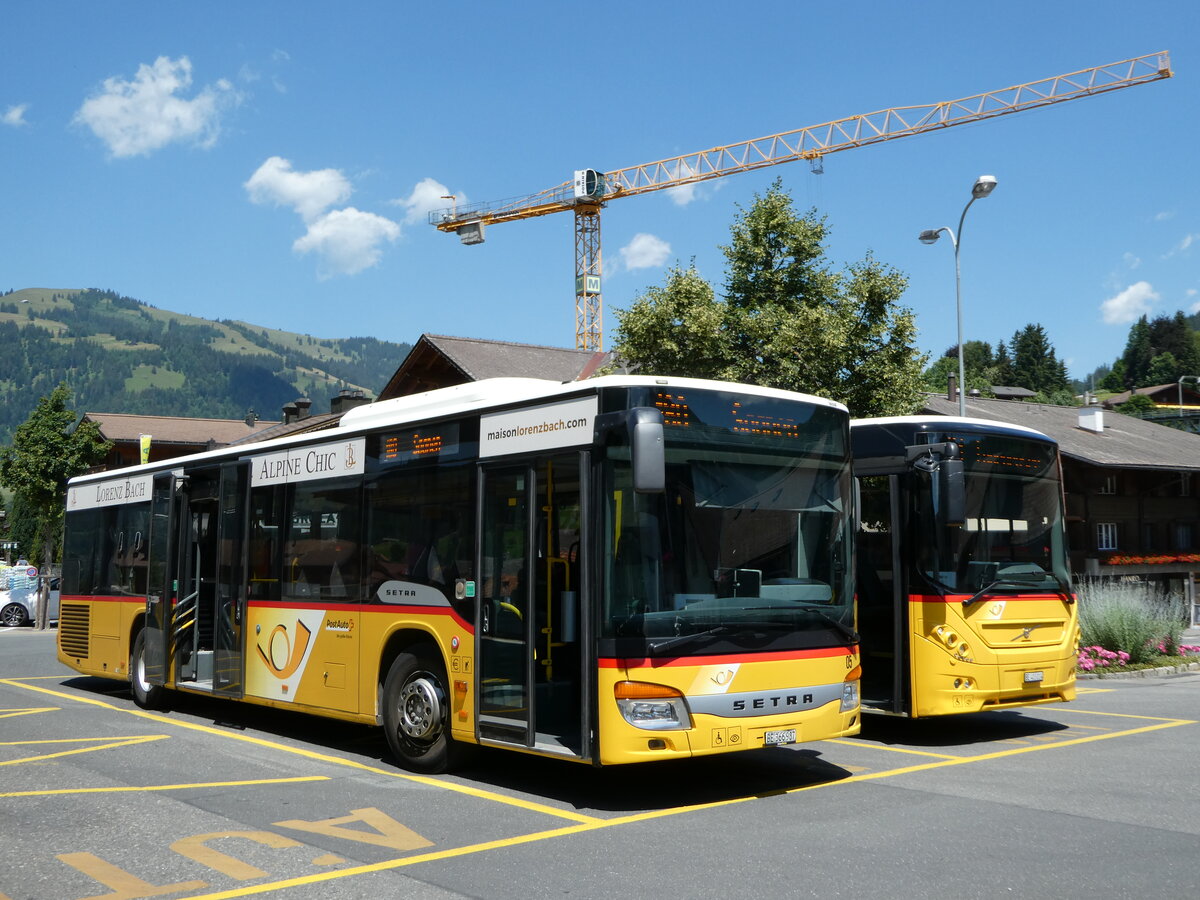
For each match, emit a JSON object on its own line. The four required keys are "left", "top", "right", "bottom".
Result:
{"left": 399, "top": 673, "right": 443, "bottom": 742}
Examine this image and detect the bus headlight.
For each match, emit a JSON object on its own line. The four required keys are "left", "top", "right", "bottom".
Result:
{"left": 614, "top": 681, "right": 692, "bottom": 731}
{"left": 841, "top": 666, "right": 861, "bottom": 712}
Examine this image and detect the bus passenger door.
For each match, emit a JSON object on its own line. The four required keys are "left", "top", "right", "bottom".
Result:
{"left": 478, "top": 465, "right": 532, "bottom": 746}
{"left": 214, "top": 460, "right": 249, "bottom": 697}
{"left": 145, "top": 472, "right": 182, "bottom": 687}
{"left": 477, "top": 456, "right": 587, "bottom": 759}
{"left": 855, "top": 473, "right": 909, "bottom": 714}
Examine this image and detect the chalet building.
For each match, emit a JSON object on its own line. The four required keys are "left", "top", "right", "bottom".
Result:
{"left": 80, "top": 411, "right": 279, "bottom": 469}
{"left": 229, "top": 389, "right": 372, "bottom": 445}
{"left": 82, "top": 389, "right": 375, "bottom": 467}
{"left": 1102, "top": 382, "right": 1200, "bottom": 411}
{"left": 923, "top": 394, "right": 1200, "bottom": 616}
{"left": 378, "top": 334, "right": 611, "bottom": 400}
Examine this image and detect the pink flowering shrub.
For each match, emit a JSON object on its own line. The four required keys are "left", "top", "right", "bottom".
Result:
{"left": 1079, "top": 642, "right": 1200, "bottom": 671}
{"left": 1077, "top": 645, "right": 1130, "bottom": 672}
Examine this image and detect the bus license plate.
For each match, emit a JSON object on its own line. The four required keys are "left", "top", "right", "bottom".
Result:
{"left": 1024, "top": 671, "right": 1044, "bottom": 683}
{"left": 764, "top": 728, "right": 796, "bottom": 746}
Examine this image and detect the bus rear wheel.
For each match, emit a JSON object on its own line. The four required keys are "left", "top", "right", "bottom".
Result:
{"left": 382, "top": 648, "right": 464, "bottom": 773}
{"left": 130, "top": 630, "right": 167, "bottom": 710}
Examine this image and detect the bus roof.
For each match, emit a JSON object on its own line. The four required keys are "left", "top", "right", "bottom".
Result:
{"left": 69, "top": 375, "right": 847, "bottom": 487}
{"left": 851, "top": 414, "right": 1051, "bottom": 442}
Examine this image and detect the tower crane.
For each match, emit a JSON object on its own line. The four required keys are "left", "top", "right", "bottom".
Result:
{"left": 431, "top": 52, "right": 1171, "bottom": 351}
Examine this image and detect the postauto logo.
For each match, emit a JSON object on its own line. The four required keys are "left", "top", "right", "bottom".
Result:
{"left": 256, "top": 620, "right": 312, "bottom": 679}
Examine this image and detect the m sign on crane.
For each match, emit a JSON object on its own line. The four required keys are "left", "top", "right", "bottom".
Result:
{"left": 431, "top": 52, "right": 1172, "bottom": 351}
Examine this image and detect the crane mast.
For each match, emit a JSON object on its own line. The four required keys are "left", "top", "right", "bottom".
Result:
{"left": 432, "top": 52, "right": 1172, "bottom": 351}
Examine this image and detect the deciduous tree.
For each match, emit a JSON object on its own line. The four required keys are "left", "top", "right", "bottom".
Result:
{"left": 612, "top": 181, "right": 927, "bottom": 417}
{"left": 0, "top": 385, "right": 109, "bottom": 628}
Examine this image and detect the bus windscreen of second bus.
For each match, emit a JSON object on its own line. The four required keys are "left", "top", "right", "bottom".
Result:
{"left": 914, "top": 433, "right": 1070, "bottom": 596}
{"left": 601, "top": 389, "right": 854, "bottom": 655}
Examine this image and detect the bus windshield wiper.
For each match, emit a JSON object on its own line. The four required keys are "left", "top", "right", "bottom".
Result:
{"left": 964, "top": 577, "right": 1048, "bottom": 607}
{"left": 646, "top": 626, "right": 733, "bottom": 656}
{"left": 799, "top": 607, "right": 860, "bottom": 644}
{"left": 1048, "top": 571, "right": 1076, "bottom": 604}
{"left": 738, "top": 606, "right": 860, "bottom": 644}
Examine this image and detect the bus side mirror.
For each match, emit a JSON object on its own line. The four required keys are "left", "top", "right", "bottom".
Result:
{"left": 906, "top": 442, "right": 965, "bottom": 527}
{"left": 939, "top": 458, "right": 965, "bottom": 527}
{"left": 630, "top": 408, "right": 665, "bottom": 494}
{"left": 595, "top": 407, "right": 665, "bottom": 494}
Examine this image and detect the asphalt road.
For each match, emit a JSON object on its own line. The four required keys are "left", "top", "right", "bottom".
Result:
{"left": 2, "top": 626, "right": 1198, "bottom": 899}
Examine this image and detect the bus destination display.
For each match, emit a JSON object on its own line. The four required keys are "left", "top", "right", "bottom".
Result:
{"left": 381, "top": 423, "right": 460, "bottom": 465}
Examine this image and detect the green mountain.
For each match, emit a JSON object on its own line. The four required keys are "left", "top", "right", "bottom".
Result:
{"left": 0, "top": 288, "right": 412, "bottom": 442}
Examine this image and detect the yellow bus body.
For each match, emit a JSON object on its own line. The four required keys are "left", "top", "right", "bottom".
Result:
{"left": 60, "top": 598, "right": 860, "bottom": 761}
{"left": 908, "top": 594, "right": 1078, "bottom": 717}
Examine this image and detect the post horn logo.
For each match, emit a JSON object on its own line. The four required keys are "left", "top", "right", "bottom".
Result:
{"left": 256, "top": 620, "right": 312, "bottom": 679}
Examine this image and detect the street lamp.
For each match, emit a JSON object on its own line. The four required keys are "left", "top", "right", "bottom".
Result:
{"left": 919, "top": 175, "right": 998, "bottom": 417}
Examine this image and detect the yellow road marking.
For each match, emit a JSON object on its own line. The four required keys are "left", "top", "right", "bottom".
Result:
{"left": 1, "top": 678, "right": 601, "bottom": 825}
{"left": 1050, "top": 707, "right": 1197, "bottom": 723}
{"left": 5, "top": 674, "right": 1194, "bottom": 900}
{"left": 0, "top": 734, "right": 168, "bottom": 767}
{"left": 1076, "top": 688, "right": 1113, "bottom": 694}
{"left": 825, "top": 739, "right": 960, "bottom": 760}
{"left": 169, "top": 714, "right": 1198, "bottom": 899}
{"left": 0, "top": 706, "right": 58, "bottom": 719}
{"left": 57, "top": 851, "right": 207, "bottom": 898}
{"left": 0, "top": 735, "right": 154, "bottom": 746}
{"left": 0, "top": 776, "right": 329, "bottom": 799}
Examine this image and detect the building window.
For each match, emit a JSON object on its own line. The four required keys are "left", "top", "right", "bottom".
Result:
{"left": 1142, "top": 523, "right": 1156, "bottom": 550}
{"left": 1096, "top": 522, "right": 1118, "bottom": 552}
{"left": 1097, "top": 474, "right": 1118, "bottom": 495}
{"left": 1174, "top": 523, "right": 1194, "bottom": 552}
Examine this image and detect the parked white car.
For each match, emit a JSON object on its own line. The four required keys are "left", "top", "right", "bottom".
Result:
{"left": 0, "top": 574, "right": 60, "bottom": 627}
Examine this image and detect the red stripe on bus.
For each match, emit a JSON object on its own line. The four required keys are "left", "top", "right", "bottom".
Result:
{"left": 908, "top": 593, "right": 1076, "bottom": 604}
{"left": 244, "top": 599, "right": 474, "bottom": 630}
{"left": 599, "top": 646, "right": 853, "bottom": 668}
{"left": 61, "top": 594, "right": 144, "bottom": 604}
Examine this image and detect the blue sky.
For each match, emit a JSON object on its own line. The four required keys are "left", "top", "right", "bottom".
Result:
{"left": 3, "top": 2, "right": 1197, "bottom": 383}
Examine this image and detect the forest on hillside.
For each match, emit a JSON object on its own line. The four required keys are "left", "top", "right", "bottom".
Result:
{"left": 0, "top": 288, "right": 411, "bottom": 443}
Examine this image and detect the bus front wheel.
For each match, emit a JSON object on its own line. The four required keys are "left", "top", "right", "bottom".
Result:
{"left": 130, "top": 630, "right": 167, "bottom": 710}
{"left": 382, "top": 648, "right": 463, "bottom": 773}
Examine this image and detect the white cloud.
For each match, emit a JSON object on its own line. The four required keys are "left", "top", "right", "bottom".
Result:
{"left": 74, "top": 56, "right": 238, "bottom": 158}
{"left": 246, "top": 156, "right": 400, "bottom": 277}
{"left": 1163, "top": 232, "right": 1200, "bottom": 259}
{"left": 1123, "top": 252, "right": 1141, "bottom": 270}
{"left": 293, "top": 207, "right": 401, "bottom": 277}
{"left": 1100, "top": 281, "right": 1159, "bottom": 325}
{"left": 396, "top": 177, "right": 461, "bottom": 225}
{"left": 3, "top": 104, "right": 28, "bottom": 127}
{"left": 665, "top": 160, "right": 701, "bottom": 206}
{"left": 1155, "top": 210, "right": 1175, "bottom": 222}
{"left": 620, "top": 233, "right": 671, "bottom": 270}
{"left": 244, "top": 156, "right": 352, "bottom": 223}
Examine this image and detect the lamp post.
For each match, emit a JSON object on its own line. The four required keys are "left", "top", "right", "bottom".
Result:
{"left": 919, "top": 175, "right": 998, "bottom": 417}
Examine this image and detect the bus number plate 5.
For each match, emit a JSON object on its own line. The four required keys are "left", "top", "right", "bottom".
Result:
{"left": 1024, "top": 671, "right": 1044, "bottom": 683}
{"left": 763, "top": 729, "right": 796, "bottom": 746}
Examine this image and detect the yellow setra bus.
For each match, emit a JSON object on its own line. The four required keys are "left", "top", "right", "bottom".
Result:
{"left": 59, "top": 376, "right": 861, "bottom": 771}
{"left": 851, "top": 416, "right": 1078, "bottom": 717}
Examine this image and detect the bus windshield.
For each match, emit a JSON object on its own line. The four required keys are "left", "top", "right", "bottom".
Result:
{"left": 913, "top": 433, "right": 1070, "bottom": 595}
{"left": 600, "top": 390, "right": 853, "bottom": 654}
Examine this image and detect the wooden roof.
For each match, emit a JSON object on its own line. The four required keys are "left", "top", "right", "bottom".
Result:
{"left": 922, "top": 394, "right": 1200, "bottom": 471}
{"left": 378, "top": 334, "right": 611, "bottom": 400}
{"left": 81, "top": 412, "right": 279, "bottom": 446}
